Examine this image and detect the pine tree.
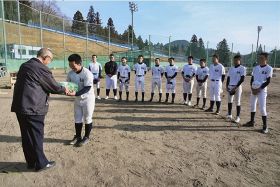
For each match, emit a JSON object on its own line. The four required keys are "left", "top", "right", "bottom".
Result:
{"left": 186, "top": 34, "right": 199, "bottom": 57}
{"left": 4, "top": 1, "right": 17, "bottom": 21}
{"left": 19, "top": 1, "right": 32, "bottom": 24}
{"left": 258, "top": 44, "right": 263, "bottom": 53}
{"left": 144, "top": 39, "right": 149, "bottom": 48}
{"left": 94, "top": 12, "right": 103, "bottom": 36}
{"left": 198, "top": 37, "right": 206, "bottom": 58}
{"left": 72, "top": 11, "right": 86, "bottom": 34}
{"left": 87, "top": 6, "right": 96, "bottom": 34}
{"left": 216, "top": 38, "right": 231, "bottom": 66}
{"left": 137, "top": 36, "right": 144, "bottom": 49}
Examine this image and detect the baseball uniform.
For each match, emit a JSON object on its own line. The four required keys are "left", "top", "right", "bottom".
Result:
{"left": 226, "top": 64, "right": 246, "bottom": 121}
{"left": 182, "top": 63, "right": 197, "bottom": 105}
{"left": 117, "top": 64, "right": 131, "bottom": 101}
{"left": 195, "top": 66, "right": 209, "bottom": 108}
{"left": 149, "top": 65, "right": 164, "bottom": 102}
{"left": 67, "top": 67, "right": 95, "bottom": 124}
{"left": 165, "top": 64, "right": 178, "bottom": 103}
{"left": 206, "top": 63, "right": 225, "bottom": 113}
{"left": 151, "top": 65, "right": 164, "bottom": 93}
{"left": 246, "top": 64, "right": 273, "bottom": 133}
{"left": 133, "top": 62, "right": 147, "bottom": 101}
{"left": 88, "top": 62, "right": 102, "bottom": 98}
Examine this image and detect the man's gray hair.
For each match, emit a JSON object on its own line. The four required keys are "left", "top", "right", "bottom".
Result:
{"left": 37, "top": 48, "right": 52, "bottom": 58}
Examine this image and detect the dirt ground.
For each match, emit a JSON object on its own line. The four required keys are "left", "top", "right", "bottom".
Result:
{"left": 0, "top": 69, "right": 279, "bottom": 187}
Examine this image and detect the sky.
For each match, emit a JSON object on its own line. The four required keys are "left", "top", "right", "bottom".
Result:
{"left": 56, "top": 1, "right": 280, "bottom": 54}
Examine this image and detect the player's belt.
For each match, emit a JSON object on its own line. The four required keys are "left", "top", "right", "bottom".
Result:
{"left": 211, "top": 79, "right": 220, "bottom": 81}
{"left": 120, "top": 76, "right": 127, "bottom": 78}
{"left": 137, "top": 75, "right": 144, "bottom": 77}
{"left": 92, "top": 73, "right": 98, "bottom": 75}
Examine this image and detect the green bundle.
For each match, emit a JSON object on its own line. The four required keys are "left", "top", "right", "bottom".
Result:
{"left": 58, "top": 81, "right": 79, "bottom": 93}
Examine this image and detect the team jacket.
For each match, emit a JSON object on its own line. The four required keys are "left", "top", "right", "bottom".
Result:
{"left": 104, "top": 61, "right": 118, "bottom": 75}
{"left": 11, "top": 58, "right": 65, "bottom": 115}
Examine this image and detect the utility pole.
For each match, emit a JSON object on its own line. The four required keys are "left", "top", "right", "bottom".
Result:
{"left": 129, "top": 2, "right": 138, "bottom": 51}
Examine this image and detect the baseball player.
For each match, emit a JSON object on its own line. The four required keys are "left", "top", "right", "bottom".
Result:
{"left": 104, "top": 54, "right": 118, "bottom": 100}
{"left": 193, "top": 58, "right": 209, "bottom": 109}
{"left": 117, "top": 57, "right": 131, "bottom": 101}
{"left": 133, "top": 55, "right": 147, "bottom": 102}
{"left": 244, "top": 52, "right": 273, "bottom": 134}
{"left": 66, "top": 54, "right": 95, "bottom": 147}
{"left": 88, "top": 54, "right": 102, "bottom": 100}
{"left": 205, "top": 54, "right": 226, "bottom": 114}
{"left": 182, "top": 56, "right": 197, "bottom": 106}
{"left": 226, "top": 55, "right": 246, "bottom": 123}
{"left": 149, "top": 58, "right": 164, "bottom": 102}
{"left": 165, "top": 57, "right": 178, "bottom": 104}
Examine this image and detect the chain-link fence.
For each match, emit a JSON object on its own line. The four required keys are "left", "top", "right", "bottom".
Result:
{"left": 0, "top": 1, "right": 131, "bottom": 73}
{"left": 0, "top": 0, "right": 279, "bottom": 76}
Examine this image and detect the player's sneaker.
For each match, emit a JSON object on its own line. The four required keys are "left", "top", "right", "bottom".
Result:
{"left": 114, "top": 96, "right": 118, "bottom": 100}
{"left": 226, "top": 115, "right": 233, "bottom": 121}
{"left": 187, "top": 101, "right": 192, "bottom": 106}
{"left": 69, "top": 135, "right": 81, "bottom": 145}
{"left": 105, "top": 96, "right": 109, "bottom": 100}
{"left": 262, "top": 128, "right": 268, "bottom": 134}
{"left": 243, "top": 121, "right": 255, "bottom": 127}
{"left": 193, "top": 104, "right": 199, "bottom": 108}
{"left": 97, "top": 96, "right": 101, "bottom": 100}
{"left": 234, "top": 117, "right": 240, "bottom": 123}
{"left": 201, "top": 105, "right": 206, "bottom": 110}
{"left": 205, "top": 108, "right": 213, "bottom": 112}
{"left": 184, "top": 100, "right": 188, "bottom": 105}
{"left": 76, "top": 137, "right": 90, "bottom": 147}
{"left": 215, "top": 110, "right": 220, "bottom": 115}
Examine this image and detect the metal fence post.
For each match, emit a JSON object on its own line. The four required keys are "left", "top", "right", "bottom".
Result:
{"left": 230, "top": 43, "right": 233, "bottom": 67}
{"left": 108, "top": 26, "right": 111, "bottom": 56}
{"left": 86, "top": 22, "right": 88, "bottom": 66}
{"left": 1, "top": 0, "right": 7, "bottom": 67}
{"left": 274, "top": 46, "right": 277, "bottom": 68}
{"left": 17, "top": 0, "right": 22, "bottom": 59}
{"left": 39, "top": 11, "right": 43, "bottom": 47}
{"left": 63, "top": 18, "right": 66, "bottom": 73}
{"left": 168, "top": 35, "right": 171, "bottom": 58}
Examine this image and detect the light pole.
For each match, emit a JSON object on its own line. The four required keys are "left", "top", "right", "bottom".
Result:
{"left": 256, "top": 26, "right": 262, "bottom": 53}
{"left": 206, "top": 41, "right": 209, "bottom": 64}
{"left": 129, "top": 2, "right": 138, "bottom": 51}
{"left": 168, "top": 35, "right": 171, "bottom": 58}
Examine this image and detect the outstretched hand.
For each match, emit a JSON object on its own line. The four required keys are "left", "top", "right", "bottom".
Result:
{"left": 67, "top": 91, "right": 76, "bottom": 96}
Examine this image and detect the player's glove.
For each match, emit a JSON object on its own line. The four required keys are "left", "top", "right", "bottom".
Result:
{"left": 185, "top": 75, "right": 191, "bottom": 82}
{"left": 93, "top": 78, "right": 99, "bottom": 84}
{"left": 125, "top": 79, "right": 130, "bottom": 84}
{"left": 227, "top": 86, "right": 235, "bottom": 95}
{"left": 119, "top": 79, "right": 123, "bottom": 83}
{"left": 251, "top": 88, "right": 260, "bottom": 95}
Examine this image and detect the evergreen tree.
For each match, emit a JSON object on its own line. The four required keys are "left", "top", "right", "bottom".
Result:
{"left": 216, "top": 38, "right": 231, "bottom": 66}
{"left": 87, "top": 5, "right": 96, "bottom": 33}
{"left": 94, "top": 12, "right": 103, "bottom": 36}
{"left": 19, "top": 1, "right": 32, "bottom": 24}
{"left": 198, "top": 37, "right": 206, "bottom": 58}
{"left": 4, "top": 1, "right": 17, "bottom": 21}
{"left": 258, "top": 44, "right": 263, "bottom": 53}
{"left": 72, "top": 11, "right": 86, "bottom": 34}
{"left": 186, "top": 34, "right": 199, "bottom": 57}
{"left": 137, "top": 36, "right": 145, "bottom": 49}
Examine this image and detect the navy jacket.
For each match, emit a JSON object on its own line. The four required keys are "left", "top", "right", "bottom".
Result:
{"left": 11, "top": 58, "right": 65, "bottom": 115}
